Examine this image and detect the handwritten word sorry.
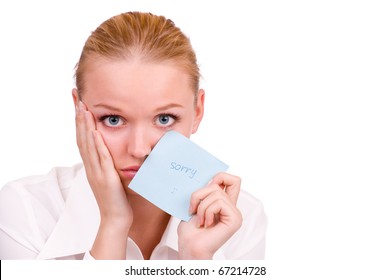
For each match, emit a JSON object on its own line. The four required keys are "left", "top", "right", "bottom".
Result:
{"left": 170, "top": 162, "right": 197, "bottom": 179}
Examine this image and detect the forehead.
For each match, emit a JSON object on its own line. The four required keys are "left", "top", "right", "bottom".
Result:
{"left": 81, "top": 58, "right": 194, "bottom": 105}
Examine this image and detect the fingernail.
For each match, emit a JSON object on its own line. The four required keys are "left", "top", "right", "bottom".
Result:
{"left": 79, "top": 101, "right": 86, "bottom": 111}
{"left": 76, "top": 101, "right": 84, "bottom": 113}
{"left": 76, "top": 101, "right": 81, "bottom": 113}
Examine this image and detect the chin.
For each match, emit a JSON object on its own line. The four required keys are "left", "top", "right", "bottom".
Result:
{"left": 121, "top": 178, "right": 132, "bottom": 188}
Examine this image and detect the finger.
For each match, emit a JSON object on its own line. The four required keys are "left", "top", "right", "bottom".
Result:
{"left": 195, "top": 190, "right": 230, "bottom": 227}
{"left": 75, "top": 101, "right": 93, "bottom": 155}
{"left": 93, "top": 130, "right": 115, "bottom": 171}
{"left": 75, "top": 101, "right": 87, "bottom": 154}
{"left": 210, "top": 173, "right": 241, "bottom": 204}
{"left": 189, "top": 183, "right": 221, "bottom": 215}
{"left": 84, "top": 106, "right": 96, "bottom": 131}
{"left": 84, "top": 110, "right": 101, "bottom": 173}
{"left": 75, "top": 101, "right": 101, "bottom": 175}
{"left": 202, "top": 198, "right": 234, "bottom": 228}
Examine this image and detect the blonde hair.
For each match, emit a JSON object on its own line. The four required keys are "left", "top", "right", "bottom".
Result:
{"left": 74, "top": 12, "right": 200, "bottom": 97}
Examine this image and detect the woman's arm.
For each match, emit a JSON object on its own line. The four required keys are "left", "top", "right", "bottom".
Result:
{"left": 76, "top": 101, "right": 133, "bottom": 259}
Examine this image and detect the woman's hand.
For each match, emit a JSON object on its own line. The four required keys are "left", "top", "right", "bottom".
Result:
{"left": 76, "top": 101, "right": 132, "bottom": 259}
{"left": 177, "top": 173, "right": 243, "bottom": 259}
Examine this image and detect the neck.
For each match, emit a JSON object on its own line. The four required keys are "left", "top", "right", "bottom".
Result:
{"left": 127, "top": 190, "right": 171, "bottom": 259}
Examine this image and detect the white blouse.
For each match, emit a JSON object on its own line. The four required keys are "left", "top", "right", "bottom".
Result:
{"left": 0, "top": 163, "right": 267, "bottom": 260}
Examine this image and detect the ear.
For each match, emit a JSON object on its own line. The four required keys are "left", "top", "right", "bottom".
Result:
{"left": 72, "top": 88, "right": 80, "bottom": 108}
{"left": 191, "top": 89, "right": 205, "bottom": 134}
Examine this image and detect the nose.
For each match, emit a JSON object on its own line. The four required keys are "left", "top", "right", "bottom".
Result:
{"left": 126, "top": 126, "right": 153, "bottom": 159}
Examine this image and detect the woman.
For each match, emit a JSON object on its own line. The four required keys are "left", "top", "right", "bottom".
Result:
{"left": 0, "top": 11, "right": 267, "bottom": 260}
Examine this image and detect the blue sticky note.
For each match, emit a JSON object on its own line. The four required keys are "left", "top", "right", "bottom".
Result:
{"left": 128, "top": 130, "right": 229, "bottom": 221}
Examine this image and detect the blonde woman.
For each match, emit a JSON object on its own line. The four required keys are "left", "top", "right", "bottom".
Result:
{"left": 0, "top": 11, "right": 267, "bottom": 260}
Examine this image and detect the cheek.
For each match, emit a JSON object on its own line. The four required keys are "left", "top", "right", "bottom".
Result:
{"left": 175, "top": 114, "right": 197, "bottom": 137}
{"left": 98, "top": 129, "right": 126, "bottom": 162}
{"left": 173, "top": 126, "right": 192, "bottom": 138}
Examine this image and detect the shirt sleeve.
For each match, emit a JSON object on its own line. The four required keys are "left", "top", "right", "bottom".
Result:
{"left": 0, "top": 174, "right": 65, "bottom": 260}
{"left": 82, "top": 250, "right": 96, "bottom": 260}
{"left": 0, "top": 182, "right": 41, "bottom": 259}
{"left": 219, "top": 190, "right": 268, "bottom": 260}
{"left": 0, "top": 228, "right": 39, "bottom": 259}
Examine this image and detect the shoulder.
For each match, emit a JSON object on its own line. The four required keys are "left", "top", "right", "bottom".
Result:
{"left": 0, "top": 164, "right": 84, "bottom": 258}
{"left": 0, "top": 163, "right": 84, "bottom": 203}
{"left": 0, "top": 163, "right": 85, "bottom": 223}
{"left": 219, "top": 189, "right": 268, "bottom": 259}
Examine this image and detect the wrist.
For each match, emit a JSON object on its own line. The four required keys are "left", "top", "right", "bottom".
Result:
{"left": 100, "top": 211, "right": 132, "bottom": 231}
{"left": 99, "top": 219, "right": 130, "bottom": 237}
{"left": 91, "top": 222, "right": 130, "bottom": 260}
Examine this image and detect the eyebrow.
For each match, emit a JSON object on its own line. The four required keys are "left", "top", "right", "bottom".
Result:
{"left": 154, "top": 103, "right": 184, "bottom": 112}
{"left": 92, "top": 103, "right": 123, "bottom": 112}
{"left": 92, "top": 103, "right": 184, "bottom": 112}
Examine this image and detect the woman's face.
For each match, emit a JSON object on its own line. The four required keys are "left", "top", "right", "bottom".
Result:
{"left": 73, "top": 58, "right": 204, "bottom": 186}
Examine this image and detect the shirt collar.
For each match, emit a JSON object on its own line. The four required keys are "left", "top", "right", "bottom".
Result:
{"left": 158, "top": 216, "right": 181, "bottom": 252}
{"left": 37, "top": 165, "right": 100, "bottom": 259}
{"left": 35, "top": 164, "right": 225, "bottom": 259}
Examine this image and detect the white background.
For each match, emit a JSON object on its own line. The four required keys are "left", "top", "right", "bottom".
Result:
{"left": 0, "top": 0, "right": 389, "bottom": 278}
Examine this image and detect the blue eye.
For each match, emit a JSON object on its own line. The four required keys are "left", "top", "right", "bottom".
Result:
{"left": 108, "top": 116, "right": 120, "bottom": 125}
{"left": 159, "top": 115, "right": 170, "bottom": 125}
{"left": 102, "top": 115, "right": 124, "bottom": 127}
{"left": 156, "top": 114, "right": 177, "bottom": 127}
